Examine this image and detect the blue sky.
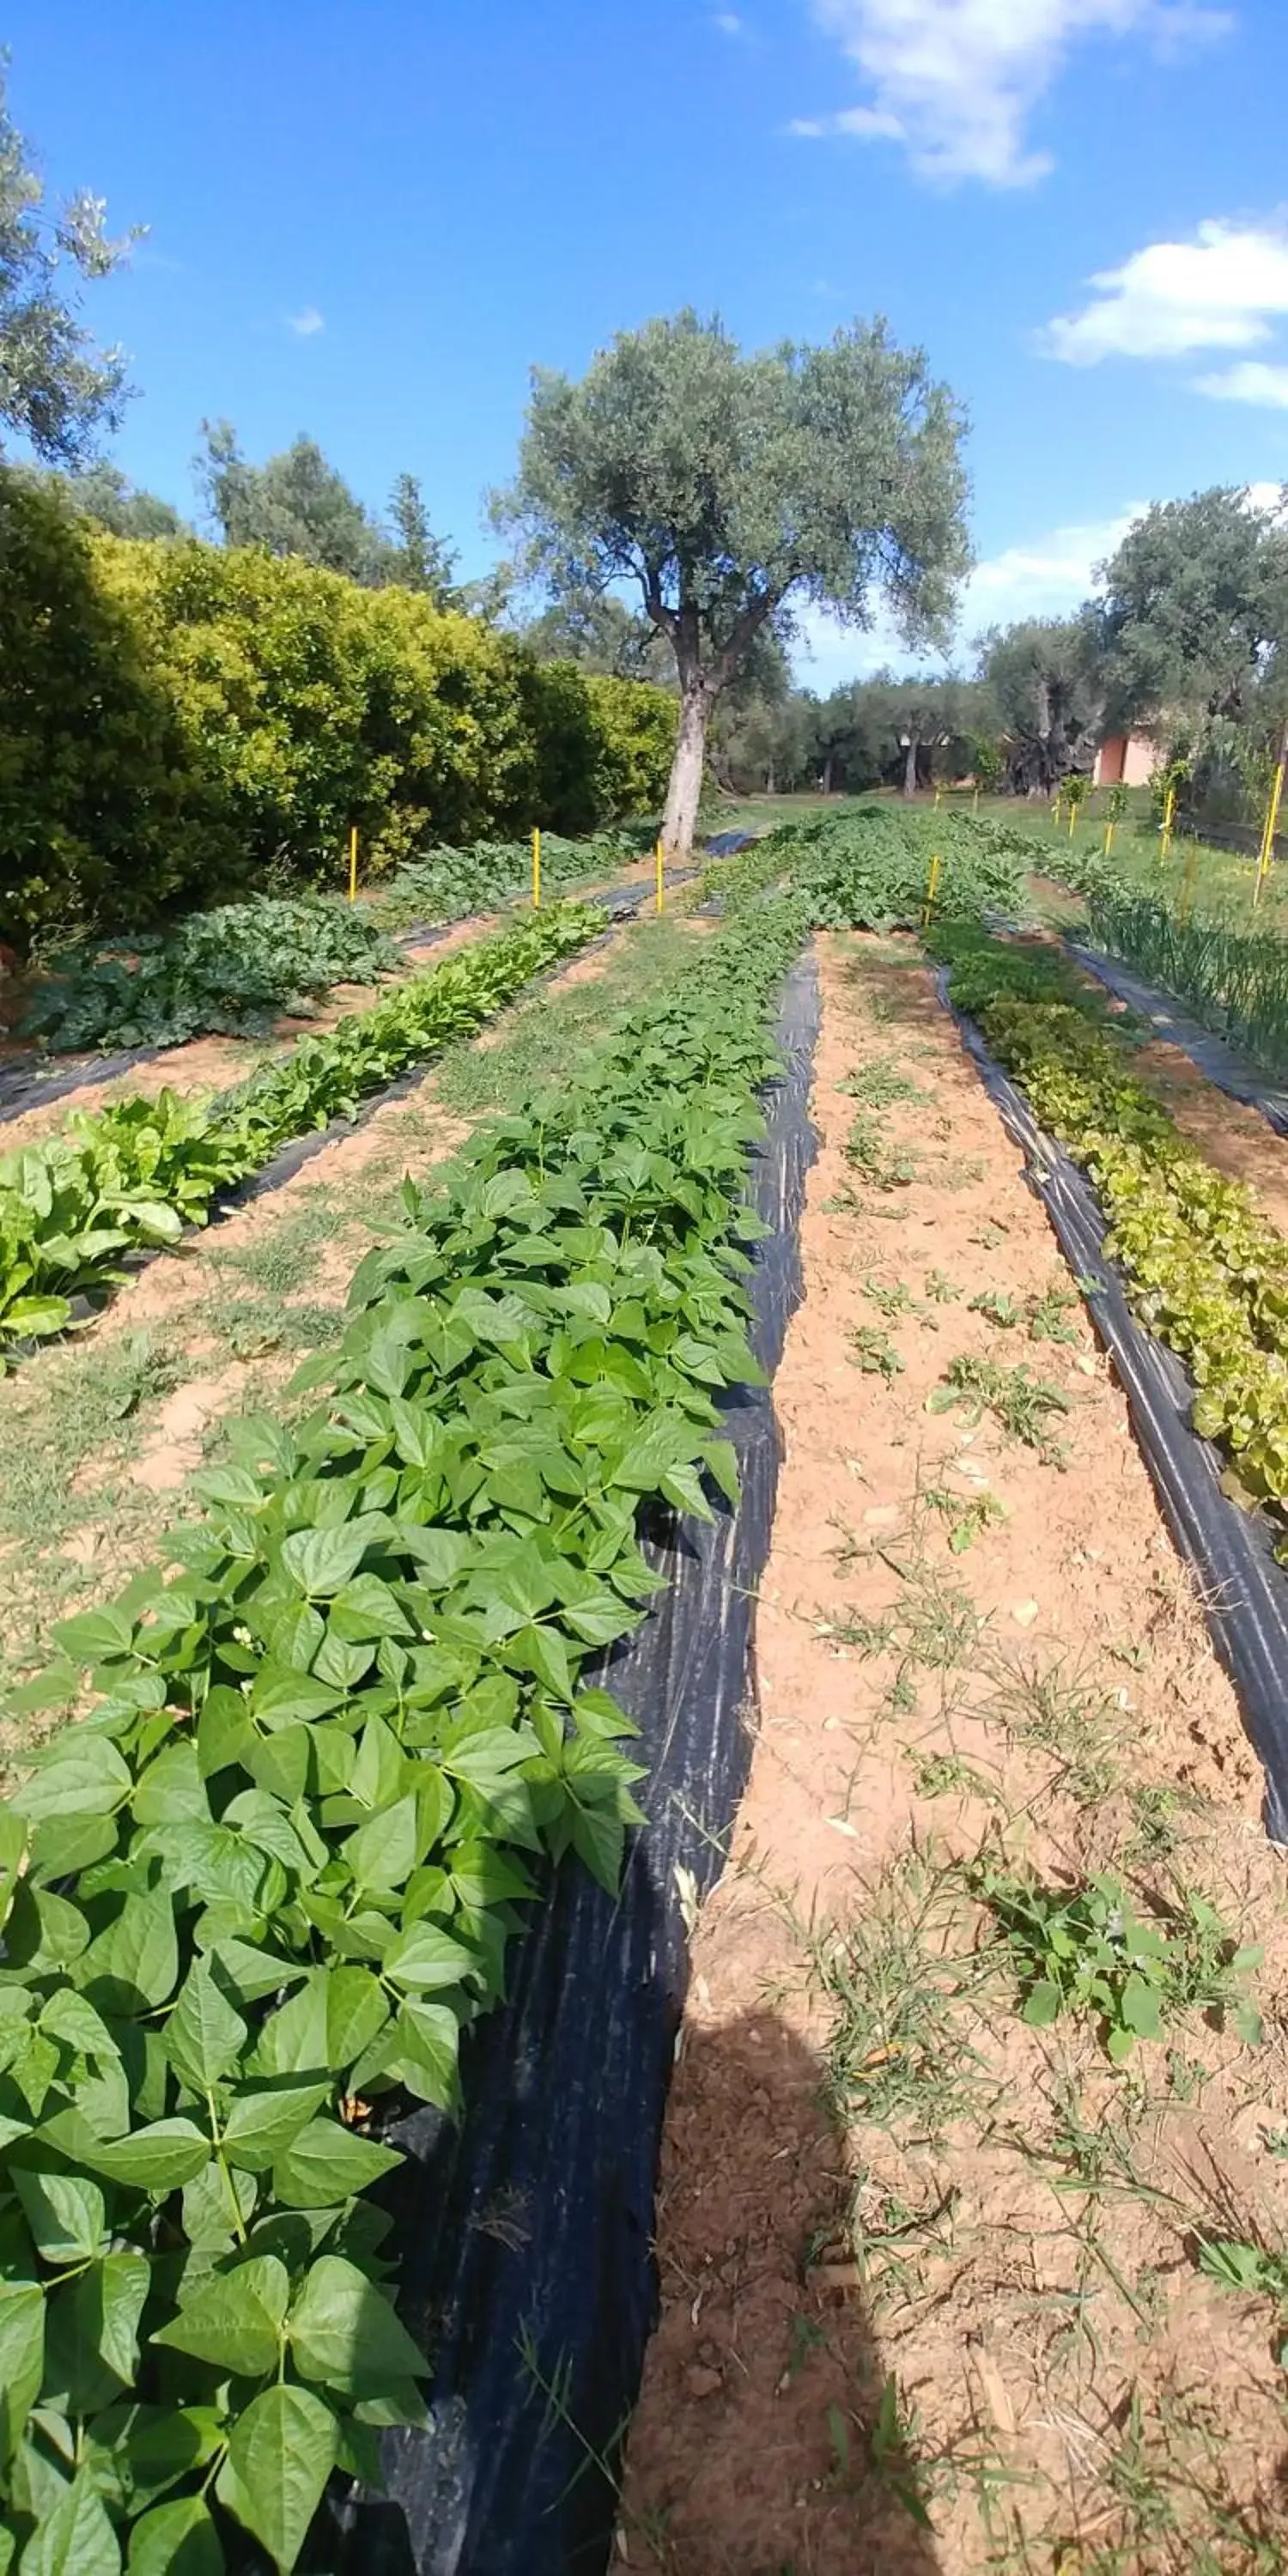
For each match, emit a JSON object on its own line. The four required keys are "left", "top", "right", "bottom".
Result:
{"left": 8, "top": 0, "right": 1288, "bottom": 686}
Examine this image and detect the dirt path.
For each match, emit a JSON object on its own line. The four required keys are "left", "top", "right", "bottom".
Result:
{"left": 620, "top": 933, "right": 1288, "bottom": 2574}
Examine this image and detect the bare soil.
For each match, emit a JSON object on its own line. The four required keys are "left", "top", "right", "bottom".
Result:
{"left": 621, "top": 934, "right": 1288, "bottom": 2575}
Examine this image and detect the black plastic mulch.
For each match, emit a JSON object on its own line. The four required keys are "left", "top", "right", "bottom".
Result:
{"left": 317, "top": 955, "right": 821, "bottom": 2576}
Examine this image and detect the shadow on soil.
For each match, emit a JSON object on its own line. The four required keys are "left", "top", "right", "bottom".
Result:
{"left": 619, "top": 2004, "right": 945, "bottom": 2576}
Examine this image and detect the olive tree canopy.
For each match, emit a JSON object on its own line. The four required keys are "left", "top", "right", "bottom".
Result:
{"left": 496, "top": 309, "right": 970, "bottom": 854}
{"left": 0, "top": 58, "right": 136, "bottom": 464}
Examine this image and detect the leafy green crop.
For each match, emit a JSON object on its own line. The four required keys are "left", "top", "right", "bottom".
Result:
{"left": 0, "top": 892, "right": 808, "bottom": 2568}
{"left": 369, "top": 827, "right": 648, "bottom": 931}
{"left": 0, "top": 906, "right": 600, "bottom": 1369}
{"left": 699, "top": 806, "right": 1027, "bottom": 929}
{"left": 930, "top": 921, "right": 1288, "bottom": 1552}
{"left": 21, "top": 899, "right": 404, "bottom": 1055}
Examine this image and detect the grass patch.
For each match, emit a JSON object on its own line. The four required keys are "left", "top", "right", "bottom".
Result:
{"left": 929, "top": 1352, "right": 1072, "bottom": 1464}
{"left": 816, "top": 1851, "right": 997, "bottom": 2140}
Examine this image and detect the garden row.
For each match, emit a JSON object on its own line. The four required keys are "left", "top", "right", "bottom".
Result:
{"left": 928, "top": 919, "right": 1288, "bottom": 1540}
{"left": 15, "top": 827, "right": 649, "bottom": 1056}
{"left": 0, "top": 905, "right": 600, "bottom": 1368}
{"left": 0, "top": 891, "right": 811, "bottom": 2573}
{"left": 714, "top": 805, "right": 1288, "bottom": 1552}
{"left": 1, "top": 471, "right": 675, "bottom": 950}
{"left": 703, "top": 799, "right": 1030, "bottom": 926}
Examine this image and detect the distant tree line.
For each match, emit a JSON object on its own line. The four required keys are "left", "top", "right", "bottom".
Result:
{"left": 3, "top": 46, "right": 1286, "bottom": 849}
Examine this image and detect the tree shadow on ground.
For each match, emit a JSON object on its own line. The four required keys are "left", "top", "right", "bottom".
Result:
{"left": 618, "top": 2002, "right": 946, "bottom": 2576}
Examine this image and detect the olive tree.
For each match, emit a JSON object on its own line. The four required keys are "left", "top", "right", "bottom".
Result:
{"left": 496, "top": 310, "right": 969, "bottom": 854}
{"left": 0, "top": 58, "right": 136, "bottom": 462}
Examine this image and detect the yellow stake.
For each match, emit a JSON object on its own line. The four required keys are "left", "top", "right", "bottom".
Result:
{"left": 532, "top": 826, "right": 541, "bottom": 911}
{"left": 933, "top": 783, "right": 942, "bottom": 809}
{"left": 1255, "top": 753, "right": 1285, "bottom": 909}
{"left": 972, "top": 786, "right": 980, "bottom": 814}
{"left": 348, "top": 825, "right": 358, "bottom": 905}
{"left": 1067, "top": 801, "right": 1077, "bottom": 838}
{"left": 1103, "top": 821, "right": 1115, "bottom": 858}
{"left": 921, "top": 852, "right": 942, "bottom": 929}
{"left": 1159, "top": 782, "right": 1176, "bottom": 866}
{"left": 655, "top": 838, "right": 665, "bottom": 915}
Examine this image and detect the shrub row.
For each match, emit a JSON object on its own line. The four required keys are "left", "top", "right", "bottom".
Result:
{"left": 930, "top": 921, "right": 1288, "bottom": 1544}
{"left": 0, "top": 472, "right": 676, "bottom": 951}
{"left": 0, "top": 892, "right": 809, "bottom": 2573}
{"left": 0, "top": 905, "right": 600, "bottom": 1366}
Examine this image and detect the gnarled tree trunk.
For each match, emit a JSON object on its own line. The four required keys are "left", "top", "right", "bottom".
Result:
{"left": 660, "top": 677, "right": 708, "bottom": 858}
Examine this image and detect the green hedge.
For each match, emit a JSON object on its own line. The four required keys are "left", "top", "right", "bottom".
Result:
{"left": 0, "top": 473, "right": 676, "bottom": 951}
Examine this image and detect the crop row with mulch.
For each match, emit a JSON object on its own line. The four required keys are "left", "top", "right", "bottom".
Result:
{"left": 622, "top": 929, "right": 1288, "bottom": 2576}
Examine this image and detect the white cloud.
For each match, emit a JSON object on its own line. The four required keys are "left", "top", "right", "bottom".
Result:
{"left": 1194, "top": 360, "right": 1288, "bottom": 406}
{"left": 791, "top": 0, "right": 1231, "bottom": 187}
{"left": 713, "top": 8, "right": 745, "bottom": 29}
{"left": 1047, "top": 220, "right": 1288, "bottom": 364}
{"left": 286, "top": 307, "right": 325, "bottom": 337}
{"left": 791, "top": 503, "right": 1146, "bottom": 686}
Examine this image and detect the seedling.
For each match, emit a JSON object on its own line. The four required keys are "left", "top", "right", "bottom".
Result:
{"left": 922, "top": 1482, "right": 1005, "bottom": 1554}
{"left": 924, "top": 1267, "right": 961, "bottom": 1303}
{"left": 1027, "top": 1282, "right": 1081, "bottom": 1345}
{"left": 861, "top": 1272, "right": 917, "bottom": 1319}
{"left": 972, "top": 1865, "right": 1263, "bottom": 2063}
{"left": 909, "top": 1750, "right": 1004, "bottom": 1806}
{"left": 850, "top": 1325, "right": 904, "bottom": 1381}
{"left": 969, "top": 1289, "right": 1023, "bottom": 1328}
{"left": 1196, "top": 2236, "right": 1288, "bottom": 2363}
{"left": 844, "top": 1112, "right": 920, "bottom": 1190}
{"left": 840, "top": 1059, "right": 924, "bottom": 1108}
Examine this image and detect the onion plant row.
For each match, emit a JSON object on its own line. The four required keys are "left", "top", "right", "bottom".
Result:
{"left": 1083, "top": 884, "right": 1288, "bottom": 1081}
{"left": 0, "top": 892, "right": 809, "bottom": 2574}
{"left": 0, "top": 905, "right": 600, "bottom": 1371}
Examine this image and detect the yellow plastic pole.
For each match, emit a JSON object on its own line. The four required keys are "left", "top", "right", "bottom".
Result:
{"left": 1158, "top": 783, "right": 1176, "bottom": 866}
{"left": 348, "top": 825, "right": 358, "bottom": 905}
{"left": 1103, "top": 821, "right": 1115, "bottom": 858}
{"left": 1255, "top": 752, "right": 1286, "bottom": 909}
{"left": 933, "top": 783, "right": 942, "bottom": 810}
{"left": 532, "top": 826, "right": 541, "bottom": 911}
{"left": 655, "top": 838, "right": 665, "bottom": 915}
{"left": 1067, "top": 800, "right": 1077, "bottom": 838}
{"left": 972, "top": 786, "right": 980, "bottom": 814}
{"left": 921, "top": 852, "right": 942, "bottom": 929}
